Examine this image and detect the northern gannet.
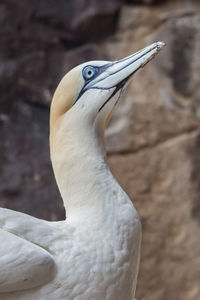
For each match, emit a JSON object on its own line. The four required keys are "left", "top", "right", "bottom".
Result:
{"left": 0, "top": 42, "right": 164, "bottom": 300}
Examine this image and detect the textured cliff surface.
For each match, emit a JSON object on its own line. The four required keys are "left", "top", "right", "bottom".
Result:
{"left": 105, "top": 1, "right": 200, "bottom": 299}
{"left": 0, "top": 0, "right": 200, "bottom": 299}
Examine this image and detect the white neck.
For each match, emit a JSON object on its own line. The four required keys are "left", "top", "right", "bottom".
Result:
{"left": 50, "top": 114, "right": 124, "bottom": 223}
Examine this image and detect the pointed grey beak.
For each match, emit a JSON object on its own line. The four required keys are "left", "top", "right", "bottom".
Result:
{"left": 89, "top": 42, "right": 165, "bottom": 90}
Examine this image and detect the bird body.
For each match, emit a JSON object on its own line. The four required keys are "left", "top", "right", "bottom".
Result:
{"left": 0, "top": 42, "right": 164, "bottom": 300}
{"left": 0, "top": 179, "right": 140, "bottom": 300}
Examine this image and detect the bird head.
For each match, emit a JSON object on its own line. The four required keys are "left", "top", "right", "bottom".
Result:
{"left": 50, "top": 42, "right": 164, "bottom": 138}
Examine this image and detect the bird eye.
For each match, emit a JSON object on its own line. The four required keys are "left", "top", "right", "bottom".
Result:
{"left": 82, "top": 66, "right": 97, "bottom": 80}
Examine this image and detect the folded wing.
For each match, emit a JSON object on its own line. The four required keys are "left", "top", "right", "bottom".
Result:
{"left": 0, "top": 209, "right": 56, "bottom": 293}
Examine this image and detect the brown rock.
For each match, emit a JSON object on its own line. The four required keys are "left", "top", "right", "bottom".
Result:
{"left": 100, "top": 1, "right": 200, "bottom": 300}
{"left": 0, "top": 45, "right": 106, "bottom": 106}
{"left": 0, "top": 98, "right": 65, "bottom": 221}
{"left": 125, "top": 0, "right": 165, "bottom": 4}
{"left": 2, "top": 0, "right": 120, "bottom": 53}
{"left": 0, "top": 0, "right": 119, "bottom": 105}
{"left": 108, "top": 132, "right": 200, "bottom": 300}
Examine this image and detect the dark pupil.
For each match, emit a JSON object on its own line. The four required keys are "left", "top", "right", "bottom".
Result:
{"left": 88, "top": 70, "right": 92, "bottom": 75}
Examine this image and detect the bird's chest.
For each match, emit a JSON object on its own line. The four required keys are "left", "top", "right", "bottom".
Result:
{"left": 52, "top": 206, "right": 141, "bottom": 300}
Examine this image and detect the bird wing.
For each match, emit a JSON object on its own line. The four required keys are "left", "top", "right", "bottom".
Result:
{"left": 0, "top": 208, "right": 56, "bottom": 293}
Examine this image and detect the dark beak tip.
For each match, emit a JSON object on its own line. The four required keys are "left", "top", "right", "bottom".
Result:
{"left": 156, "top": 41, "right": 166, "bottom": 51}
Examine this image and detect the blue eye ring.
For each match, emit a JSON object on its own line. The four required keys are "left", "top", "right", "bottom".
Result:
{"left": 82, "top": 65, "right": 97, "bottom": 80}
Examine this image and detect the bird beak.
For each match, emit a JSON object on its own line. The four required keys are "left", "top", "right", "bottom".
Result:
{"left": 88, "top": 42, "right": 165, "bottom": 90}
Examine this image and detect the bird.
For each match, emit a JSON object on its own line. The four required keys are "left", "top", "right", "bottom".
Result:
{"left": 0, "top": 41, "right": 164, "bottom": 300}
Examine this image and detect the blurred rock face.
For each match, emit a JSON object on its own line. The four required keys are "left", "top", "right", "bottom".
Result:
{"left": 104, "top": 2, "right": 200, "bottom": 299}
{"left": 0, "top": 0, "right": 119, "bottom": 105}
{"left": 0, "top": 0, "right": 200, "bottom": 300}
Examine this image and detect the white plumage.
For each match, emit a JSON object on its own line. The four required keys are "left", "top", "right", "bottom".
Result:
{"left": 0, "top": 42, "right": 164, "bottom": 300}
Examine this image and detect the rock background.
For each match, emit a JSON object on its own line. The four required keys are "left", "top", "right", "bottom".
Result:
{"left": 0, "top": 0, "right": 200, "bottom": 299}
